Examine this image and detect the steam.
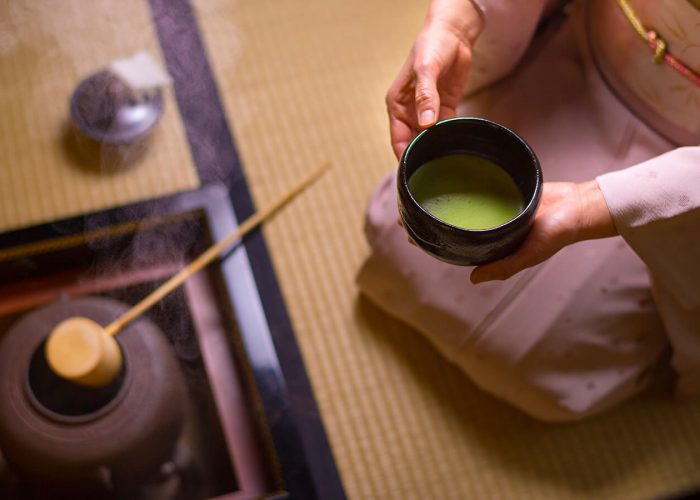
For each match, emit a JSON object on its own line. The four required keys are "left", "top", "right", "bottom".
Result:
{"left": 5, "top": 0, "right": 251, "bottom": 345}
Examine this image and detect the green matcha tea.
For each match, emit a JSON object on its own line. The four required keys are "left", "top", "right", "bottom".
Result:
{"left": 408, "top": 154, "right": 523, "bottom": 229}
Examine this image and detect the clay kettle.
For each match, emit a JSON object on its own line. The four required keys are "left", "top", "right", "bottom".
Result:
{"left": 0, "top": 297, "right": 186, "bottom": 497}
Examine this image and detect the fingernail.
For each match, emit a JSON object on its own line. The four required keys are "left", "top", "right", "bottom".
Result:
{"left": 419, "top": 109, "right": 434, "bottom": 127}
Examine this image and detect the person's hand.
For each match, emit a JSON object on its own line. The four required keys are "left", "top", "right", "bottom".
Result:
{"left": 386, "top": 0, "right": 484, "bottom": 159}
{"left": 470, "top": 180, "right": 618, "bottom": 284}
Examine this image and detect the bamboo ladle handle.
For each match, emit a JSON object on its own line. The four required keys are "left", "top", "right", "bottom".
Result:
{"left": 105, "top": 160, "right": 329, "bottom": 335}
{"left": 45, "top": 161, "right": 330, "bottom": 387}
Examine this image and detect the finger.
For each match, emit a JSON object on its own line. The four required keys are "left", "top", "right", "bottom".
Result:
{"left": 470, "top": 262, "right": 507, "bottom": 285}
{"left": 470, "top": 230, "right": 562, "bottom": 284}
{"left": 391, "top": 131, "right": 412, "bottom": 160}
{"left": 388, "top": 103, "right": 417, "bottom": 160}
{"left": 397, "top": 218, "right": 404, "bottom": 228}
{"left": 470, "top": 251, "right": 531, "bottom": 284}
{"left": 387, "top": 59, "right": 420, "bottom": 159}
{"left": 439, "top": 104, "right": 457, "bottom": 122}
{"left": 413, "top": 58, "right": 440, "bottom": 128}
{"left": 387, "top": 100, "right": 417, "bottom": 159}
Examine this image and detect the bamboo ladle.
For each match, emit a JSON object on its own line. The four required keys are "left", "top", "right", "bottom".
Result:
{"left": 45, "top": 162, "right": 330, "bottom": 387}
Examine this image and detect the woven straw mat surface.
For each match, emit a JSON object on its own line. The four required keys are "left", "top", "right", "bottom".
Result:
{"left": 0, "top": 0, "right": 199, "bottom": 233}
{"left": 195, "top": 1, "right": 700, "bottom": 498}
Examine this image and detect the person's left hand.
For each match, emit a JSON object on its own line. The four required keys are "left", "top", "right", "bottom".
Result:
{"left": 470, "top": 180, "right": 618, "bottom": 284}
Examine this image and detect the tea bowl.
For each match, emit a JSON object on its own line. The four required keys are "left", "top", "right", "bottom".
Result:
{"left": 397, "top": 117, "right": 543, "bottom": 266}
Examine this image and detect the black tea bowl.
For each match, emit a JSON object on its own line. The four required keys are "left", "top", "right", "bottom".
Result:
{"left": 397, "top": 117, "right": 543, "bottom": 266}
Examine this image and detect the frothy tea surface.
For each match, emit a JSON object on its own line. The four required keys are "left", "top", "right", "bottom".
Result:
{"left": 408, "top": 154, "right": 523, "bottom": 229}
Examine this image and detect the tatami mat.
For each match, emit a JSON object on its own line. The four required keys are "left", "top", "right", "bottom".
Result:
{"left": 2, "top": 0, "right": 700, "bottom": 498}
{"left": 0, "top": 0, "right": 199, "bottom": 233}
{"left": 195, "top": 0, "right": 700, "bottom": 498}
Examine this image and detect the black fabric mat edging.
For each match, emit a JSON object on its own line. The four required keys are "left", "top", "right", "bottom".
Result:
{"left": 148, "top": 1, "right": 346, "bottom": 499}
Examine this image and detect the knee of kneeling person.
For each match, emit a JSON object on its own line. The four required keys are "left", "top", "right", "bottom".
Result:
{"left": 459, "top": 337, "right": 661, "bottom": 423}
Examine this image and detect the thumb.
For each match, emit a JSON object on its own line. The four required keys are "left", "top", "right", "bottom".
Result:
{"left": 414, "top": 61, "right": 440, "bottom": 128}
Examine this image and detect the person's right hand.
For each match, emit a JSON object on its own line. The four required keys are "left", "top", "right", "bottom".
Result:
{"left": 470, "top": 180, "right": 618, "bottom": 284}
{"left": 386, "top": 0, "right": 484, "bottom": 159}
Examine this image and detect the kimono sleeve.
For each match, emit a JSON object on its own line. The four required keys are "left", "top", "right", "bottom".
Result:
{"left": 596, "top": 146, "right": 700, "bottom": 311}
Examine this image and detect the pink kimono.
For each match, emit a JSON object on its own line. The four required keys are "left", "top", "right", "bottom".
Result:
{"left": 357, "top": 0, "right": 700, "bottom": 421}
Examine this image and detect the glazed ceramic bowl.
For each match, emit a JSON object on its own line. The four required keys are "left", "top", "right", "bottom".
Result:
{"left": 397, "top": 117, "right": 542, "bottom": 266}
